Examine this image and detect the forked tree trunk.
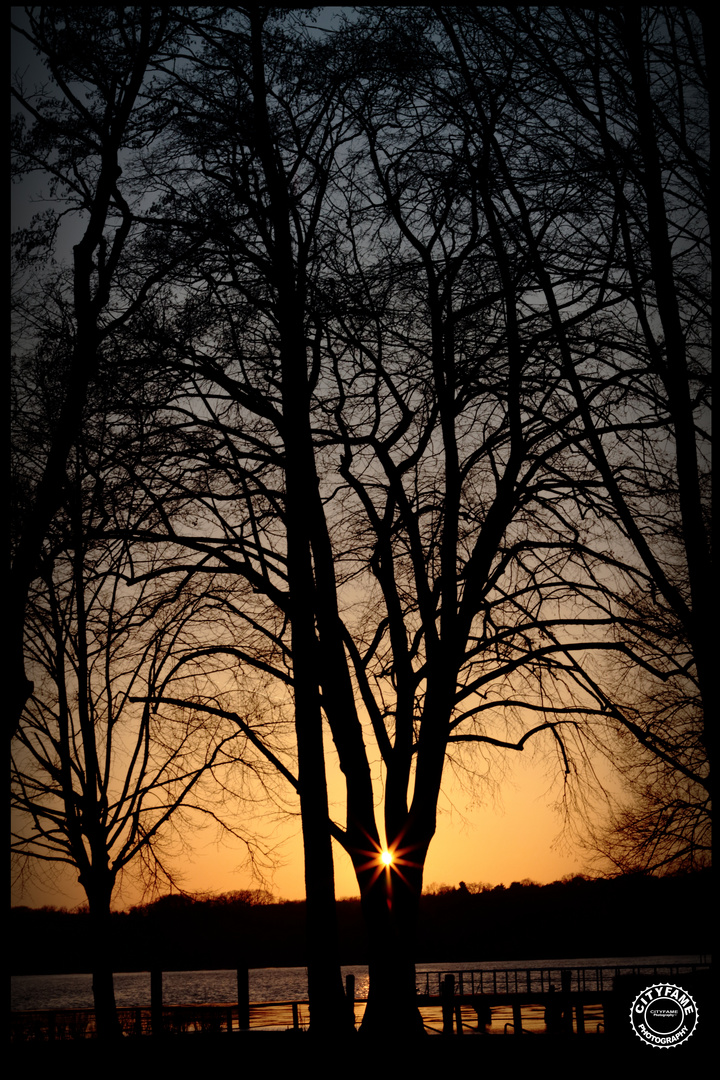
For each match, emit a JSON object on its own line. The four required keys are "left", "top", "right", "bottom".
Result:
{"left": 356, "top": 852, "right": 426, "bottom": 1036}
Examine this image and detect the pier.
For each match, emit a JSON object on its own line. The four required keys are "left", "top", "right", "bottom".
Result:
{"left": 10, "top": 961, "right": 709, "bottom": 1042}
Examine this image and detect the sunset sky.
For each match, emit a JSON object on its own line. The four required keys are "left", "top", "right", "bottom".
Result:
{"left": 11, "top": 7, "right": 706, "bottom": 930}
{"left": 13, "top": 743, "right": 594, "bottom": 911}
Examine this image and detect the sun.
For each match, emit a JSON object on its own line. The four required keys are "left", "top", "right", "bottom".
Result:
{"left": 351, "top": 825, "right": 422, "bottom": 890}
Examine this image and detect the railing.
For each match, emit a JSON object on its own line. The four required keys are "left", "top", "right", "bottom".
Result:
{"left": 415, "top": 961, "right": 709, "bottom": 997}
{"left": 11, "top": 1001, "right": 310, "bottom": 1042}
{"left": 11, "top": 962, "right": 710, "bottom": 1042}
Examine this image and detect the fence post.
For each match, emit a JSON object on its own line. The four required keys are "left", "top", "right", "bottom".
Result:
{"left": 512, "top": 1002, "right": 523, "bottom": 1036}
{"left": 345, "top": 974, "right": 356, "bottom": 1028}
{"left": 237, "top": 966, "right": 249, "bottom": 1030}
{"left": 441, "top": 974, "right": 455, "bottom": 1035}
{"left": 151, "top": 970, "right": 163, "bottom": 1037}
{"left": 560, "top": 969, "right": 573, "bottom": 1034}
{"left": 576, "top": 1002, "right": 586, "bottom": 1035}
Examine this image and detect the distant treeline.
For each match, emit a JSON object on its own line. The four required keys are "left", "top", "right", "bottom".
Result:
{"left": 10, "top": 871, "right": 711, "bottom": 976}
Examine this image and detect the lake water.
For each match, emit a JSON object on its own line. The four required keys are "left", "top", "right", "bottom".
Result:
{"left": 11, "top": 955, "right": 708, "bottom": 1013}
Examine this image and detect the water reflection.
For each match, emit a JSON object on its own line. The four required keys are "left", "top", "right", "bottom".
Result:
{"left": 11, "top": 954, "right": 708, "bottom": 1014}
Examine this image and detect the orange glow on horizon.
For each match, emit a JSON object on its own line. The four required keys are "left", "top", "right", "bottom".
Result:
{"left": 12, "top": 750, "right": 603, "bottom": 911}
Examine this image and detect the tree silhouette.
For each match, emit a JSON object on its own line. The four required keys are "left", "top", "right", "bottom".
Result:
{"left": 12, "top": 6, "right": 710, "bottom": 1037}
{"left": 435, "top": 5, "right": 711, "bottom": 873}
{"left": 10, "top": 7, "right": 200, "bottom": 739}
{"left": 11, "top": 372, "right": 264, "bottom": 1035}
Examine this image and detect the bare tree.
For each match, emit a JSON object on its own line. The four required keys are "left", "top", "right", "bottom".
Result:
{"left": 10, "top": 7, "right": 198, "bottom": 737}
{"left": 13, "top": 6, "right": 710, "bottom": 1039}
{"left": 435, "top": 5, "right": 711, "bottom": 868}
{"left": 11, "top": 355, "right": 269, "bottom": 1036}
{"left": 114, "top": 6, "right": 357, "bottom": 1032}
{"left": 131, "top": 7, "right": 687, "bottom": 1033}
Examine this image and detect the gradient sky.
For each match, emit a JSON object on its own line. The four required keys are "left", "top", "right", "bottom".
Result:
{"left": 9, "top": 8, "right": 616, "bottom": 917}
{"left": 12, "top": 743, "right": 596, "bottom": 911}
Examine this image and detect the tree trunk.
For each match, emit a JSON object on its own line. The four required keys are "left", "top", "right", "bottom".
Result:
{"left": 84, "top": 881, "right": 122, "bottom": 1040}
{"left": 244, "top": 11, "right": 351, "bottom": 1033}
{"left": 356, "top": 849, "right": 426, "bottom": 1037}
{"left": 281, "top": 330, "right": 351, "bottom": 1034}
{"left": 294, "top": 688, "right": 352, "bottom": 1034}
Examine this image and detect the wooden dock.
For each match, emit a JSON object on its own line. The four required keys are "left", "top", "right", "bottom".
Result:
{"left": 11, "top": 962, "right": 709, "bottom": 1042}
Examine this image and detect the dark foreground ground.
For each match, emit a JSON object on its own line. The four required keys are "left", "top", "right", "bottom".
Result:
{"left": 11, "top": 1029, "right": 711, "bottom": 1080}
